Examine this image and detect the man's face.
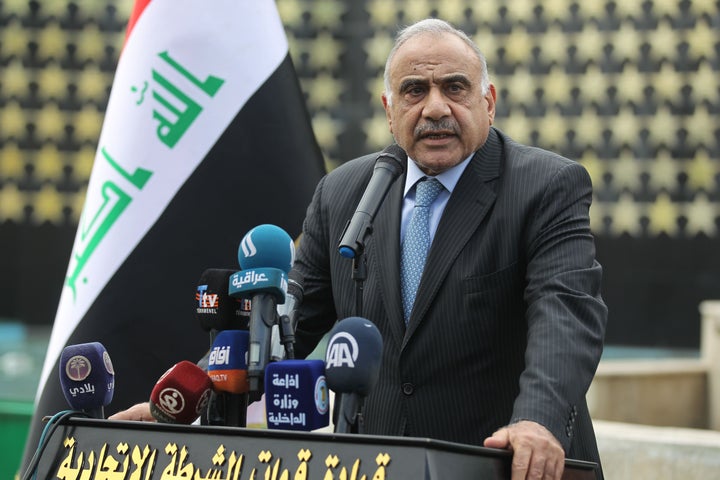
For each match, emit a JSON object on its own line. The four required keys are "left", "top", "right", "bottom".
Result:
{"left": 382, "top": 32, "right": 496, "bottom": 175}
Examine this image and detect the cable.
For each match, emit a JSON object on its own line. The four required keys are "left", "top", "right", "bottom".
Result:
{"left": 20, "top": 410, "right": 90, "bottom": 480}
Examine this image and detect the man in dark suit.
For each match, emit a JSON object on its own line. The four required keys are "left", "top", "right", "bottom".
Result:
{"left": 292, "top": 18, "right": 607, "bottom": 480}
{"left": 110, "top": 16, "right": 606, "bottom": 480}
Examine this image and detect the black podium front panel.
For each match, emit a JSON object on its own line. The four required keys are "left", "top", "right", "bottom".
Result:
{"left": 35, "top": 418, "right": 597, "bottom": 479}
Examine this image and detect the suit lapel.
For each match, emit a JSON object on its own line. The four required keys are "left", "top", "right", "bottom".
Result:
{"left": 373, "top": 168, "right": 406, "bottom": 348}
{"left": 403, "top": 129, "right": 504, "bottom": 345}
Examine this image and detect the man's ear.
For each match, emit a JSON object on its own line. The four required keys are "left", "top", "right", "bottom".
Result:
{"left": 486, "top": 84, "right": 497, "bottom": 125}
{"left": 382, "top": 93, "right": 393, "bottom": 134}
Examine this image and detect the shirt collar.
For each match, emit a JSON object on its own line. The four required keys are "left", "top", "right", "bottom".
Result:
{"left": 403, "top": 152, "right": 474, "bottom": 197}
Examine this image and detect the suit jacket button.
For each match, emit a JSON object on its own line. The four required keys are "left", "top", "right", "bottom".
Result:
{"left": 401, "top": 383, "right": 414, "bottom": 395}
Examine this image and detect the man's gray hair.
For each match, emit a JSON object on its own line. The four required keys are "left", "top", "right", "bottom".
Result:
{"left": 383, "top": 18, "right": 491, "bottom": 105}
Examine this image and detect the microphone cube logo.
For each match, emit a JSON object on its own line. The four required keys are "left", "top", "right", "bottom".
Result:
{"left": 102, "top": 350, "right": 115, "bottom": 393}
{"left": 158, "top": 387, "right": 185, "bottom": 415}
{"left": 195, "top": 388, "right": 212, "bottom": 414}
{"left": 196, "top": 284, "right": 219, "bottom": 311}
{"left": 209, "top": 345, "right": 231, "bottom": 366}
{"left": 325, "top": 332, "right": 359, "bottom": 369}
{"left": 315, "top": 376, "right": 329, "bottom": 415}
{"left": 102, "top": 350, "right": 115, "bottom": 375}
{"left": 236, "top": 298, "right": 252, "bottom": 317}
{"left": 65, "top": 355, "right": 92, "bottom": 381}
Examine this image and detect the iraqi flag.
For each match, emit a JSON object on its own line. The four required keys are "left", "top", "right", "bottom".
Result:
{"left": 21, "top": 0, "right": 325, "bottom": 468}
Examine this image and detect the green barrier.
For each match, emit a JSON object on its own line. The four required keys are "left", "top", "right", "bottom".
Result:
{"left": 0, "top": 322, "right": 47, "bottom": 480}
{"left": 0, "top": 400, "right": 34, "bottom": 480}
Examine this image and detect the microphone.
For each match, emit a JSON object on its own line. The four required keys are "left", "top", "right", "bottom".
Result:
{"left": 149, "top": 360, "right": 214, "bottom": 424}
{"left": 264, "top": 359, "right": 329, "bottom": 431}
{"left": 206, "top": 330, "right": 249, "bottom": 426}
{"left": 58, "top": 342, "right": 115, "bottom": 418}
{"left": 282, "top": 270, "right": 304, "bottom": 330}
{"left": 196, "top": 268, "right": 251, "bottom": 426}
{"left": 229, "top": 224, "right": 294, "bottom": 399}
{"left": 208, "top": 330, "right": 250, "bottom": 393}
{"left": 196, "top": 268, "right": 251, "bottom": 336}
{"left": 324, "top": 317, "right": 383, "bottom": 434}
{"left": 272, "top": 270, "right": 304, "bottom": 361}
{"left": 338, "top": 144, "right": 406, "bottom": 258}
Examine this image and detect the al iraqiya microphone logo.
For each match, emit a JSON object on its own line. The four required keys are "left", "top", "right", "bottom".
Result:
{"left": 326, "top": 332, "right": 359, "bottom": 368}
{"left": 65, "top": 355, "right": 92, "bottom": 381}
{"left": 240, "top": 233, "right": 258, "bottom": 259}
{"left": 158, "top": 388, "right": 185, "bottom": 415}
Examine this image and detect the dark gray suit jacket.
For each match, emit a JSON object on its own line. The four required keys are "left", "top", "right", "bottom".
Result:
{"left": 294, "top": 127, "right": 607, "bottom": 472}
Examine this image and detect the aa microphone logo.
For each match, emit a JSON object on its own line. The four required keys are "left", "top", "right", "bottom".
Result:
{"left": 325, "top": 332, "right": 359, "bottom": 368}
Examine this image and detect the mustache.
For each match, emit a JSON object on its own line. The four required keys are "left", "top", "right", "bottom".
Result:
{"left": 414, "top": 119, "right": 460, "bottom": 139}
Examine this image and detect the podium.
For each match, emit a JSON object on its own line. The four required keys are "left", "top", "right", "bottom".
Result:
{"left": 35, "top": 417, "right": 598, "bottom": 479}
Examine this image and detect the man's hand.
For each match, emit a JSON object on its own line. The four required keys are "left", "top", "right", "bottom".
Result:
{"left": 108, "top": 402, "right": 156, "bottom": 422}
{"left": 483, "top": 420, "right": 565, "bottom": 480}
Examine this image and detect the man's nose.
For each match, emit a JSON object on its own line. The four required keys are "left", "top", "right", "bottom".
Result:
{"left": 421, "top": 87, "right": 451, "bottom": 120}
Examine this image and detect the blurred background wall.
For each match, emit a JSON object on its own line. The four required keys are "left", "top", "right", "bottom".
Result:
{"left": 1, "top": 0, "right": 718, "bottom": 347}
{"left": 0, "top": 0, "right": 718, "bottom": 476}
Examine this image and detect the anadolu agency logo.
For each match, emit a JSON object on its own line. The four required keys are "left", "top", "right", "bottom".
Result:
{"left": 325, "top": 332, "right": 359, "bottom": 369}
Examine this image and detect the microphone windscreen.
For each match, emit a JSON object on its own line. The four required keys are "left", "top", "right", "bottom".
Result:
{"left": 149, "top": 360, "right": 213, "bottom": 424}
{"left": 264, "top": 359, "right": 329, "bottom": 431}
{"left": 207, "top": 330, "right": 250, "bottom": 394}
{"left": 238, "top": 224, "right": 295, "bottom": 273}
{"left": 376, "top": 143, "right": 407, "bottom": 173}
{"left": 196, "top": 268, "right": 251, "bottom": 331}
{"left": 59, "top": 342, "right": 115, "bottom": 412}
{"left": 286, "top": 270, "right": 304, "bottom": 303}
{"left": 277, "top": 270, "right": 303, "bottom": 320}
{"left": 325, "top": 317, "right": 383, "bottom": 396}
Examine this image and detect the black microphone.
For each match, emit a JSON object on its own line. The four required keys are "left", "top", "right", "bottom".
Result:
{"left": 196, "top": 268, "right": 252, "bottom": 426}
{"left": 272, "top": 270, "right": 304, "bottom": 361}
{"left": 229, "top": 224, "right": 295, "bottom": 400}
{"left": 195, "top": 268, "right": 251, "bottom": 337}
{"left": 324, "top": 317, "right": 383, "bottom": 434}
{"left": 58, "top": 342, "right": 115, "bottom": 418}
{"left": 338, "top": 144, "right": 406, "bottom": 258}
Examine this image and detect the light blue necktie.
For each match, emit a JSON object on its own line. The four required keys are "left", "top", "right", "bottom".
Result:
{"left": 401, "top": 177, "right": 444, "bottom": 323}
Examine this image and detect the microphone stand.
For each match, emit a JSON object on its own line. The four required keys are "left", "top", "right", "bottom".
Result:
{"left": 351, "top": 254, "right": 367, "bottom": 318}
{"left": 338, "top": 218, "right": 371, "bottom": 318}
{"left": 278, "top": 313, "right": 296, "bottom": 359}
{"left": 336, "top": 229, "right": 370, "bottom": 434}
{"left": 206, "top": 391, "right": 247, "bottom": 427}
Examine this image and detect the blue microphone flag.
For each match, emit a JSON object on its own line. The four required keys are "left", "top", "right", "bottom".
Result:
{"left": 264, "top": 359, "right": 329, "bottom": 431}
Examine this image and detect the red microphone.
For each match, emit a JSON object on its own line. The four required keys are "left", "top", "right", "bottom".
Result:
{"left": 149, "top": 361, "right": 214, "bottom": 424}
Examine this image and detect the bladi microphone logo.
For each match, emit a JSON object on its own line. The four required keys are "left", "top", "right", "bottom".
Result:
{"left": 65, "top": 355, "right": 92, "bottom": 381}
